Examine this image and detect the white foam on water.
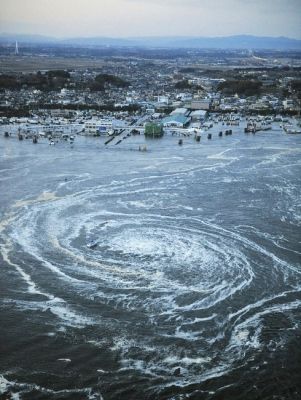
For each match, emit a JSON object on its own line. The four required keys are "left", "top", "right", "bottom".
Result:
{"left": 3, "top": 296, "right": 97, "bottom": 328}
{"left": 0, "top": 375, "right": 10, "bottom": 393}
{"left": 173, "top": 327, "right": 200, "bottom": 341}
{"left": 0, "top": 374, "right": 103, "bottom": 400}
{"left": 228, "top": 299, "right": 301, "bottom": 355}
{"left": 234, "top": 329, "right": 249, "bottom": 342}
{"left": 163, "top": 356, "right": 211, "bottom": 366}
{"left": 1, "top": 147, "right": 300, "bottom": 390}
{"left": 2, "top": 188, "right": 261, "bottom": 332}
{"left": 1, "top": 240, "right": 43, "bottom": 296}
{"left": 207, "top": 148, "right": 239, "bottom": 161}
{"left": 12, "top": 191, "right": 59, "bottom": 208}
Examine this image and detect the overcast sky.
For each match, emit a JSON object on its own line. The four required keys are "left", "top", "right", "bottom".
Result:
{"left": 0, "top": 0, "right": 300, "bottom": 38}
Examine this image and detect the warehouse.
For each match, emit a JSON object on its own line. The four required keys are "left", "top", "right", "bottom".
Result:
{"left": 189, "top": 110, "right": 208, "bottom": 122}
{"left": 161, "top": 115, "right": 191, "bottom": 128}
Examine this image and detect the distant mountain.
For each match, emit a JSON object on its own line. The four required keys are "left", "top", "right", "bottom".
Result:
{"left": 0, "top": 34, "right": 300, "bottom": 50}
{"left": 171, "top": 35, "right": 301, "bottom": 50}
{"left": 48, "top": 35, "right": 301, "bottom": 50}
{"left": 61, "top": 36, "right": 135, "bottom": 47}
{"left": 0, "top": 33, "right": 57, "bottom": 43}
{"left": 141, "top": 35, "right": 301, "bottom": 50}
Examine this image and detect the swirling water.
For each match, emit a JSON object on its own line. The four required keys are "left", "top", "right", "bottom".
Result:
{"left": 0, "top": 124, "right": 301, "bottom": 399}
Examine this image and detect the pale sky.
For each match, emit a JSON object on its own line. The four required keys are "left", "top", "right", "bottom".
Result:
{"left": 0, "top": 0, "right": 301, "bottom": 38}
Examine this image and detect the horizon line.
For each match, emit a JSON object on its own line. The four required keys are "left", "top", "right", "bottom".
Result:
{"left": 1, "top": 32, "right": 301, "bottom": 41}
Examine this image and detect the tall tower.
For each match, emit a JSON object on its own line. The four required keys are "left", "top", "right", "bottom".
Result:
{"left": 15, "top": 41, "right": 19, "bottom": 55}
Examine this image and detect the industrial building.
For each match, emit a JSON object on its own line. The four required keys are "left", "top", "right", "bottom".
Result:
{"left": 161, "top": 114, "right": 191, "bottom": 128}
{"left": 189, "top": 110, "right": 208, "bottom": 122}
{"left": 84, "top": 119, "right": 114, "bottom": 136}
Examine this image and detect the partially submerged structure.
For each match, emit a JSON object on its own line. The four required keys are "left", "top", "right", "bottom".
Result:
{"left": 144, "top": 122, "right": 164, "bottom": 137}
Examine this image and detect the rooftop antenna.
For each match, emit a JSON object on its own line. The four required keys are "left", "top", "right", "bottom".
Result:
{"left": 15, "top": 40, "right": 19, "bottom": 55}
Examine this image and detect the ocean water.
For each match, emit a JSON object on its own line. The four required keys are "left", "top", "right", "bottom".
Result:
{"left": 0, "top": 123, "right": 301, "bottom": 399}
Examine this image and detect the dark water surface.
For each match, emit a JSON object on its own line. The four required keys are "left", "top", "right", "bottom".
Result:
{"left": 0, "top": 124, "right": 301, "bottom": 399}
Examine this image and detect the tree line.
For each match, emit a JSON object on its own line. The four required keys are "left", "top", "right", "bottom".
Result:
{"left": 0, "top": 70, "right": 130, "bottom": 92}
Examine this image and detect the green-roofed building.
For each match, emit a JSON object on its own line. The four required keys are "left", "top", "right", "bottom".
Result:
{"left": 144, "top": 122, "right": 164, "bottom": 138}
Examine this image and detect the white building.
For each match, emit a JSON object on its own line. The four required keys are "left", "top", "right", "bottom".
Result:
{"left": 176, "top": 93, "right": 192, "bottom": 102}
{"left": 170, "top": 108, "right": 189, "bottom": 116}
{"left": 190, "top": 99, "right": 211, "bottom": 110}
{"left": 157, "top": 95, "right": 170, "bottom": 105}
{"left": 190, "top": 110, "right": 207, "bottom": 122}
{"left": 283, "top": 99, "right": 294, "bottom": 110}
{"left": 84, "top": 119, "right": 114, "bottom": 136}
{"left": 83, "top": 121, "right": 101, "bottom": 136}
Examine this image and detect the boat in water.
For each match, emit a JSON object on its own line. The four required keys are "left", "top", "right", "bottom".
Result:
{"left": 283, "top": 124, "right": 301, "bottom": 134}
{"left": 86, "top": 239, "right": 98, "bottom": 249}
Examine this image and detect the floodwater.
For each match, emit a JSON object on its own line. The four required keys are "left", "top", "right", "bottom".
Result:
{"left": 0, "top": 123, "right": 301, "bottom": 399}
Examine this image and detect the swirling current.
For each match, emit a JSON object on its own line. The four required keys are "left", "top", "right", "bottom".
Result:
{"left": 0, "top": 123, "right": 301, "bottom": 399}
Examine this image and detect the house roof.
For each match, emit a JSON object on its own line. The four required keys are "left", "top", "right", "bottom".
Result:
{"left": 162, "top": 115, "right": 191, "bottom": 125}
{"left": 190, "top": 110, "right": 207, "bottom": 117}
{"left": 170, "top": 108, "right": 188, "bottom": 116}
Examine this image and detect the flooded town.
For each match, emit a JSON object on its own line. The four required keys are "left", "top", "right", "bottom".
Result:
{"left": 1, "top": 44, "right": 301, "bottom": 145}
{"left": 1, "top": 4, "right": 301, "bottom": 400}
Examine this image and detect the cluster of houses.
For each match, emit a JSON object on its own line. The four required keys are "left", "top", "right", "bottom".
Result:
{"left": 0, "top": 56, "right": 300, "bottom": 136}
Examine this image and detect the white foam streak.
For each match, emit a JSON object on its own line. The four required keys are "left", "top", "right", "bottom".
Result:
{"left": 0, "top": 374, "right": 103, "bottom": 400}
